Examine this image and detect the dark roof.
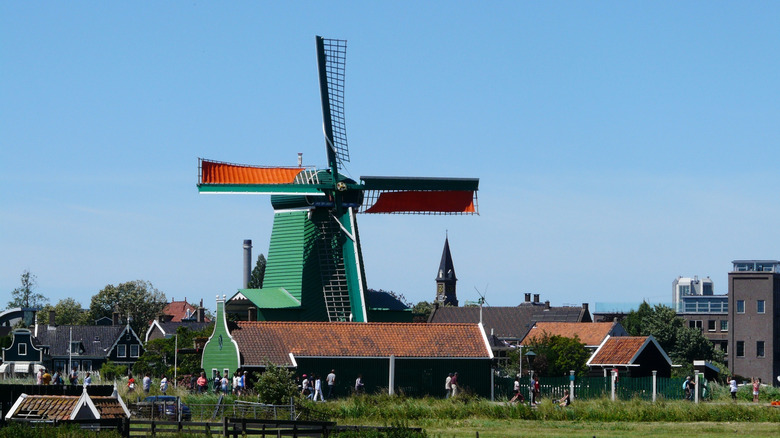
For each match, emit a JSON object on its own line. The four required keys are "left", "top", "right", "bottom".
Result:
{"left": 366, "top": 290, "right": 409, "bottom": 311}
{"left": 158, "top": 321, "right": 212, "bottom": 335}
{"left": 34, "top": 325, "right": 126, "bottom": 357}
{"left": 231, "top": 321, "right": 492, "bottom": 367}
{"left": 436, "top": 237, "right": 457, "bottom": 282}
{"left": 428, "top": 305, "right": 590, "bottom": 343}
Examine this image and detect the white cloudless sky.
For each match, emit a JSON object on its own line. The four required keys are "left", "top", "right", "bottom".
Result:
{"left": 3, "top": 2, "right": 780, "bottom": 313}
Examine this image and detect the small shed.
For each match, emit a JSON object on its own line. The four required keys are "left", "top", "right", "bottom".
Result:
{"left": 586, "top": 335, "right": 673, "bottom": 378}
{"left": 5, "top": 389, "right": 130, "bottom": 421}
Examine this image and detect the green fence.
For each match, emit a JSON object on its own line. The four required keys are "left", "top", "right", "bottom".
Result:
{"left": 494, "top": 375, "right": 688, "bottom": 401}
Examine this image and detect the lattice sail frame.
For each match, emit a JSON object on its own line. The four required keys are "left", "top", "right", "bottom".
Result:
{"left": 319, "top": 38, "right": 350, "bottom": 166}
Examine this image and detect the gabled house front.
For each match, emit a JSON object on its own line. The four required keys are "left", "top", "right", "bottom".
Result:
{"left": 33, "top": 312, "right": 145, "bottom": 373}
{"left": 1, "top": 329, "right": 44, "bottom": 377}
{"left": 586, "top": 335, "right": 674, "bottom": 378}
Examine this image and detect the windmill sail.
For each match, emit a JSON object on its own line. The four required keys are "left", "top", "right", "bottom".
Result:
{"left": 316, "top": 37, "right": 350, "bottom": 168}
{"left": 361, "top": 176, "right": 479, "bottom": 214}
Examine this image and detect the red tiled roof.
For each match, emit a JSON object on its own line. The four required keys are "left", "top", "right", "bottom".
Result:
{"left": 588, "top": 336, "right": 648, "bottom": 365}
{"left": 232, "top": 321, "right": 491, "bottom": 367}
{"left": 162, "top": 300, "right": 210, "bottom": 323}
{"left": 520, "top": 322, "right": 616, "bottom": 347}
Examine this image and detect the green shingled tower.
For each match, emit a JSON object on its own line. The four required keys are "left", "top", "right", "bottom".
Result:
{"left": 197, "top": 36, "right": 479, "bottom": 322}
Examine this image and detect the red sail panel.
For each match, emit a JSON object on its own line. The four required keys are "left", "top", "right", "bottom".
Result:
{"left": 365, "top": 191, "right": 476, "bottom": 213}
{"left": 201, "top": 160, "right": 303, "bottom": 185}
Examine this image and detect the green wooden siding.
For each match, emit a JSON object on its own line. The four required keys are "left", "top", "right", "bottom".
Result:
{"left": 294, "top": 357, "right": 491, "bottom": 398}
{"left": 202, "top": 300, "right": 239, "bottom": 377}
{"left": 263, "top": 211, "right": 315, "bottom": 301}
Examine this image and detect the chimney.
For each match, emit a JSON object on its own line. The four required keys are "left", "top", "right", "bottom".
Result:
{"left": 582, "top": 303, "right": 589, "bottom": 311}
{"left": 248, "top": 306, "right": 257, "bottom": 322}
{"left": 544, "top": 300, "right": 550, "bottom": 310}
{"left": 533, "top": 294, "right": 540, "bottom": 303}
{"left": 243, "top": 239, "right": 252, "bottom": 289}
{"left": 524, "top": 293, "right": 531, "bottom": 303}
{"left": 48, "top": 310, "right": 56, "bottom": 327}
{"left": 112, "top": 311, "right": 120, "bottom": 326}
{"left": 196, "top": 306, "right": 205, "bottom": 323}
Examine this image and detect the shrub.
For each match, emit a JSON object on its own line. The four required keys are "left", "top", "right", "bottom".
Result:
{"left": 256, "top": 364, "right": 299, "bottom": 405}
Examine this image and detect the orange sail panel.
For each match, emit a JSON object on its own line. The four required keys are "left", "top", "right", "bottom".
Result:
{"left": 201, "top": 160, "right": 303, "bottom": 185}
{"left": 365, "top": 191, "right": 476, "bottom": 213}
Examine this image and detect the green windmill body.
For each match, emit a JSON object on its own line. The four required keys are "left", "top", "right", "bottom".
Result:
{"left": 198, "top": 37, "right": 479, "bottom": 323}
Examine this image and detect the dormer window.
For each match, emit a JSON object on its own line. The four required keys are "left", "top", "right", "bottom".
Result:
{"left": 70, "top": 341, "right": 81, "bottom": 355}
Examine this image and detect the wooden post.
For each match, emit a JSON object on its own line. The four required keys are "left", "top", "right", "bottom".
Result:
{"left": 222, "top": 416, "right": 229, "bottom": 437}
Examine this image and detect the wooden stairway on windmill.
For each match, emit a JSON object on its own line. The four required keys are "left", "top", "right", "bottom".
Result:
{"left": 317, "top": 216, "right": 352, "bottom": 321}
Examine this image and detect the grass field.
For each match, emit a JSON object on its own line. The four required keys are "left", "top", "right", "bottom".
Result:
{"left": 418, "top": 419, "right": 780, "bottom": 437}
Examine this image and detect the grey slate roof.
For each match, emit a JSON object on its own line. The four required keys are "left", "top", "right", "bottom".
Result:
{"left": 366, "top": 290, "right": 410, "bottom": 311}
{"left": 34, "top": 325, "right": 125, "bottom": 357}
{"left": 428, "top": 305, "right": 590, "bottom": 345}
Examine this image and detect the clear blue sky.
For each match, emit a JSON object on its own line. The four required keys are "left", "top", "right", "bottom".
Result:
{"left": 3, "top": 2, "right": 780, "bottom": 313}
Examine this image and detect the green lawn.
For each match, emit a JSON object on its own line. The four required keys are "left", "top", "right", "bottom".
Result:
{"left": 415, "top": 420, "right": 779, "bottom": 437}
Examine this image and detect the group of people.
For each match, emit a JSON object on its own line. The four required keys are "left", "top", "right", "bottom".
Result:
{"left": 728, "top": 375, "right": 763, "bottom": 402}
{"left": 444, "top": 372, "right": 459, "bottom": 398}
{"left": 300, "top": 370, "right": 337, "bottom": 401}
{"left": 508, "top": 375, "right": 568, "bottom": 407}
{"left": 36, "top": 367, "right": 90, "bottom": 387}
{"left": 192, "top": 370, "right": 248, "bottom": 395}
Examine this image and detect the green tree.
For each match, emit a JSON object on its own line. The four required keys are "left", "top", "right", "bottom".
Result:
{"left": 36, "top": 298, "right": 88, "bottom": 326}
{"left": 256, "top": 364, "right": 299, "bottom": 404}
{"left": 86, "top": 280, "right": 167, "bottom": 336}
{"left": 247, "top": 254, "right": 267, "bottom": 289}
{"left": 624, "top": 301, "right": 719, "bottom": 376}
{"left": 8, "top": 270, "right": 48, "bottom": 309}
{"left": 526, "top": 333, "right": 590, "bottom": 377}
{"left": 133, "top": 337, "right": 173, "bottom": 378}
{"left": 100, "top": 361, "right": 128, "bottom": 381}
{"left": 411, "top": 301, "right": 433, "bottom": 322}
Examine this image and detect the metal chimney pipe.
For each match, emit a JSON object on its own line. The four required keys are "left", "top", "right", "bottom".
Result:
{"left": 243, "top": 239, "right": 252, "bottom": 289}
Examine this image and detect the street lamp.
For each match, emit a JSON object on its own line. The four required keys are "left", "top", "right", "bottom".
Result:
{"left": 525, "top": 350, "right": 536, "bottom": 376}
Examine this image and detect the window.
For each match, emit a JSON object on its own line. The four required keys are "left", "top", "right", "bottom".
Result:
{"left": 130, "top": 344, "right": 140, "bottom": 358}
{"left": 736, "top": 341, "right": 745, "bottom": 357}
{"left": 757, "top": 300, "right": 765, "bottom": 314}
{"left": 721, "top": 341, "right": 728, "bottom": 355}
{"left": 679, "top": 285, "right": 691, "bottom": 296}
{"left": 689, "top": 320, "right": 702, "bottom": 330}
{"left": 82, "top": 360, "right": 92, "bottom": 370}
{"left": 117, "top": 344, "right": 126, "bottom": 358}
{"left": 736, "top": 300, "right": 745, "bottom": 313}
{"left": 707, "top": 320, "right": 716, "bottom": 331}
{"left": 720, "top": 320, "right": 728, "bottom": 332}
{"left": 71, "top": 341, "right": 80, "bottom": 354}
{"left": 757, "top": 341, "right": 765, "bottom": 357}
{"left": 18, "top": 343, "right": 26, "bottom": 355}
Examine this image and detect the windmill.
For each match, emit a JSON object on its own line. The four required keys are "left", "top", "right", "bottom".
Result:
{"left": 197, "top": 36, "right": 479, "bottom": 322}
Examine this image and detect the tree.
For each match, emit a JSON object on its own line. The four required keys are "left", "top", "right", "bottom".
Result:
{"left": 8, "top": 270, "right": 48, "bottom": 309}
{"left": 411, "top": 301, "right": 433, "bottom": 322}
{"left": 624, "top": 301, "right": 719, "bottom": 376}
{"left": 256, "top": 364, "right": 299, "bottom": 404}
{"left": 36, "top": 298, "right": 88, "bottom": 326}
{"left": 526, "top": 333, "right": 590, "bottom": 377}
{"left": 247, "top": 254, "right": 267, "bottom": 289}
{"left": 86, "top": 280, "right": 167, "bottom": 336}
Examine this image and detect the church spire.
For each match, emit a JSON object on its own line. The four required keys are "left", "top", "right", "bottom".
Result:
{"left": 435, "top": 235, "right": 458, "bottom": 306}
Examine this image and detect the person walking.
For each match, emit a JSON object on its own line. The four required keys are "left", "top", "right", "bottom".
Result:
{"left": 509, "top": 376, "right": 524, "bottom": 403}
{"left": 445, "top": 373, "right": 453, "bottom": 399}
{"left": 752, "top": 377, "right": 760, "bottom": 403}
{"left": 143, "top": 373, "right": 152, "bottom": 394}
{"left": 450, "top": 372, "right": 459, "bottom": 397}
{"left": 127, "top": 373, "right": 136, "bottom": 393}
{"left": 314, "top": 374, "right": 324, "bottom": 401}
{"left": 36, "top": 367, "right": 43, "bottom": 385}
{"left": 326, "top": 369, "right": 336, "bottom": 399}
{"left": 197, "top": 372, "right": 208, "bottom": 394}
{"left": 84, "top": 372, "right": 92, "bottom": 387}
{"left": 42, "top": 369, "right": 52, "bottom": 385}
{"left": 531, "top": 376, "right": 540, "bottom": 406}
{"left": 729, "top": 376, "right": 738, "bottom": 401}
{"left": 354, "top": 374, "right": 364, "bottom": 395}
{"left": 160, "top": 374, "right": 168, "bottom": 394}
{"left": 69, "top": 368, "right": 79, "bottom": 386}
